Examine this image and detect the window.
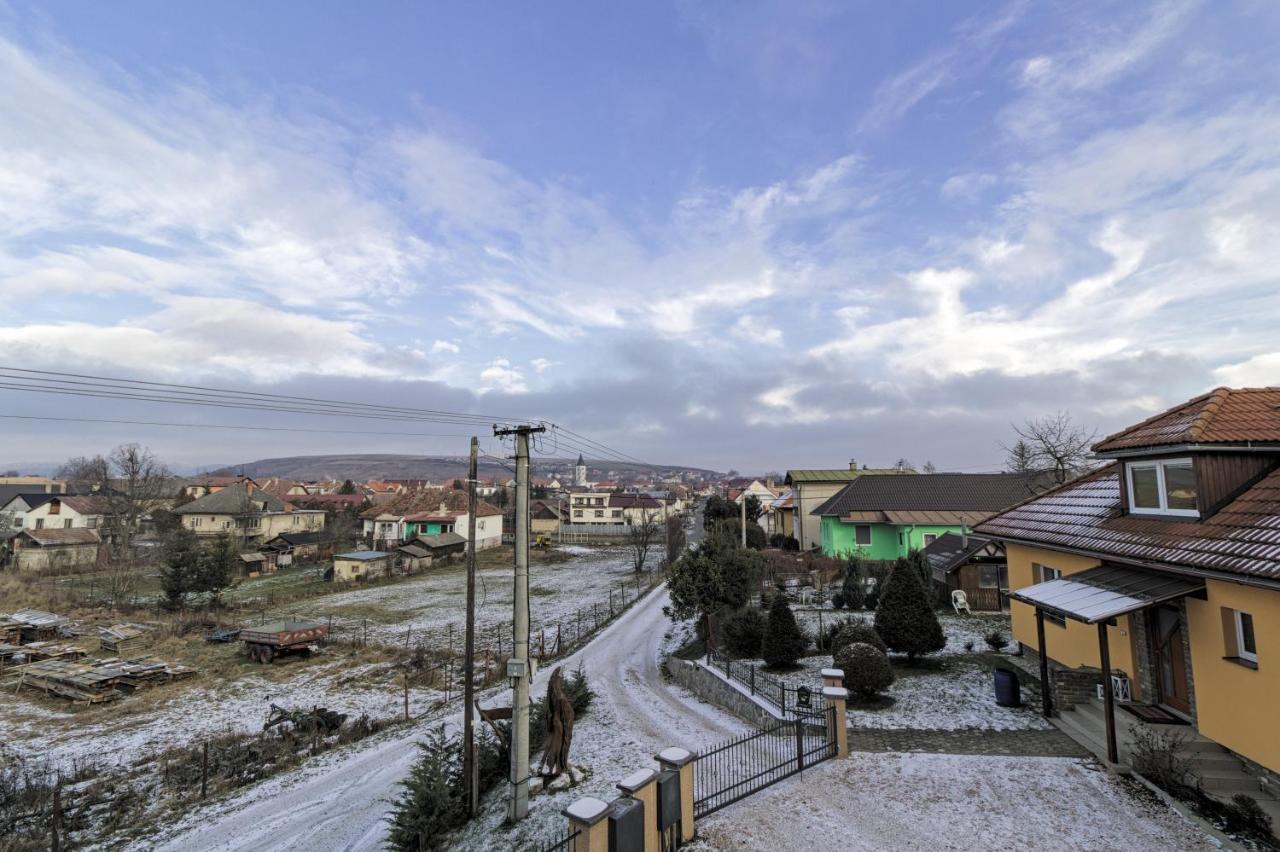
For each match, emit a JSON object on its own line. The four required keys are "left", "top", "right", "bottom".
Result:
{"left": 12, "top": 517, "right": 20, "bottom": 528}
{"left": 1126, "top": 459, "right": 1198, "bottom": 517}
{"left": 1033, "top": 564, "right": 1065, "bottom": 625}
{"left": 978, "top": 564, "right": 1001, "bottom": 589}
{"left": 64, "top": 519, "right": 73, "bottom": 529}
{"left": 854, "top": 525, "right": 872, "bottom": 546}
{"left": 1235, "top": 610, "right": 1258, "bottom": 664}
{"left": 613, "top": 510, "right": 623, "bottom": 518}
{"left": 193, "top": 517, "right": 202, "bottom": 527}
{"left": 923, "top": 533, "right": 937, "bottom": 546}
{"left": 86, "top": 517, "right": 98, "bottom": 529}
{"left": 898, "top": 532, "right": 904, "bottom": 545}
{"left": 594, "top": 510, "right": 604, "bottom": 518}
{"left": 34, "top": 518, "right": 44, "bottom": 529}
{"left": 573, "top": 510, "right": 583, "bottom": 518}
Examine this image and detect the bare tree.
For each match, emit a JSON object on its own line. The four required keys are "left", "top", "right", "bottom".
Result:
{"left": 58, "top": 444, "right": 172, "bottom": 560}
{"left": 1003, "top": 413, "right": 1097, "bottom": 485}
{"left": 894, "top": 458, "right": 914, "bottom": 472}
{"left": 628, "top": 509, "right": 660, "bottom": 573}
{"left": 1004, "top": 439, "right": 1035, "bottom": 474}
{"left": 922, "top": 460, "right": 937, "bottom": 474}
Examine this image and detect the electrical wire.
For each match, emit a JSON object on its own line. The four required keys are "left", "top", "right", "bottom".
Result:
{"left": 0, "top": 414, "right": 475, "bottom": 438}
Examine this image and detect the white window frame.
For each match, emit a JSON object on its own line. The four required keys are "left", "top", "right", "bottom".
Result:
{"left": 923, "top": 533, "right": 938, "bottom": 546}
{"left": 1125, "top": 458, "right": 1199, "bottom": 518}
{"left": 854, "top": 525, "right": 872, "bottom": 546}
{"left": 1235, "top": 610, "right": 1258, "bottom": 664}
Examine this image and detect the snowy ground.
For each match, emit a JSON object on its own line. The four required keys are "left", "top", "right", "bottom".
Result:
{"left": 0, "top": 647, "right": 447, "bottom": 772}
{"left": 301, "top": 545, "right": 648, "bottom": 648}
{"left": 794, "top": 607, "right": 1015, "bottom": 656}
{"left": 693, "top": 753, "right": 1216, "bottom": 851}
{"left": 141, "top": 584, "right": 745, "bottom": 852}
{"left": 732, "top": 654, "right": 1050, "bottom": 731}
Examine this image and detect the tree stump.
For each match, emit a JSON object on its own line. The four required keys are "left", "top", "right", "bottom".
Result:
{"left": 538, "top": 667, "right": 575, "bottom": 778}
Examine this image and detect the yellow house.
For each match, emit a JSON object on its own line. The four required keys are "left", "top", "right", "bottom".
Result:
{"left": 174, "top": 482, "right": 325, "bottom": 545}
{"left": 977, "top": 388, "right": 1280, "bottom": 808}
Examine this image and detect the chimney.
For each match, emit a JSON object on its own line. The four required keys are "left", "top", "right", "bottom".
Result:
{"left": 961, "top": 533, "right": 968, "bottom": 549}
{"left": 849, "top": 459, "right": 858, "bottom": 471}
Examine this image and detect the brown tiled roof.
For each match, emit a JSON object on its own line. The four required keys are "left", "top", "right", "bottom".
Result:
{"left": 56, "top": 495, "right": 111, "bottom": 515}
{"left": 22, "top": 528, "right": 102, "bottom": 546}
{"left": 359, "top": 489, "right": 500, "bottom": 519}
{"left": 975, "top": 463, "right": 1280, "bottom": 582}
{"left": 810, "top": 473, "right": 1048, "bottom": 518}
{"left": 1093, "top": 387, "right": 1280, "bottom": 453}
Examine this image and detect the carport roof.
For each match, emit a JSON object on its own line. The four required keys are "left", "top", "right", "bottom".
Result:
{"left": 1010, "top": 564, "right": 1204, "bottom": 624}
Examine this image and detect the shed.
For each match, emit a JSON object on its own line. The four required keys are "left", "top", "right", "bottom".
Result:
{"left": 11, "top": 528, "right": 101, "bottom": 573}
{"left": 921, "top": 532, "right": 1008, "bottom": 611}
{"left": 395, "top": 543, "right": 432, "bottom": 573}
{"left": 332, "top": 550, "right": 390, "bottom": 582}
{"left": 238, "top": 551, "right": 272, "bottom": 576}
{"left": 261, "top": 531, "right": 335, "bottom": 566}
{"left": 410, "top": 531, "right": 467, "bottom": 562}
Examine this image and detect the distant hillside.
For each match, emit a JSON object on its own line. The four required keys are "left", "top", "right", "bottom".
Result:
{"left": 210, "top": 453, "right": 719, "bottom": 483}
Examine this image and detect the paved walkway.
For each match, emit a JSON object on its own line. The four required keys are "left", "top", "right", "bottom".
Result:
{"left": 848, "top": 727, "right": 1089, "bottom": 757}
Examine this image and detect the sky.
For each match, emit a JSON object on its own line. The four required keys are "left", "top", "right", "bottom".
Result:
{"left": 1, "top": 0, "right": 1279, "bottom": 474}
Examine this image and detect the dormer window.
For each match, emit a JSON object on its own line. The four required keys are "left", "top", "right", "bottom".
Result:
{"left": 1126, "top": 458, "right": 1198, "bottom": 517}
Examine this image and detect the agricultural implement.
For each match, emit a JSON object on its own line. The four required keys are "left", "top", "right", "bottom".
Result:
{"left": 240, "top": 620, "right": 327, "bottom": 663}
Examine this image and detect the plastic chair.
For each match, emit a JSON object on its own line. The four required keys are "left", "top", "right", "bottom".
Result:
{"left": 951, "top": 589, "right": 972, "bottom": 615}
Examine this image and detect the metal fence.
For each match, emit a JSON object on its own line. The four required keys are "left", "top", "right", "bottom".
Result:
{"left": 526, "top": 827, "right": 581, "bottom": 852}
{"left": 705, "top": 647, "right": 827, "bottom": 720}
{"left": 693, "top": 709, "right": 836, "bottom": 818}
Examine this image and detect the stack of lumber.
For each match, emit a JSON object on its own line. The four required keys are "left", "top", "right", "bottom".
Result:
{"left": 6, "top": 656, "right": 197, "bottom": 703}
{"left": 0, "top": 641, "right": 85, "bottom": 663}
{"left": 99, "top": 624, "right": 151, "bottom": 656}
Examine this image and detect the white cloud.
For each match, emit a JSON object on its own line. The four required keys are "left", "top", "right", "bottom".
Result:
{"left": 530, "top": 358, "right": 558, "bottom": 373}
{"left": 1214, "top": 353, "right": 1280, "bottom": 388}
{"left": 478, "top": 359, "right": 527, "bottom": 394}
{"left": 940, "top": 172, "right": 998, "bottom": 202}
{"left": 730, "top": 315, "right": 784, "bottom": 347}
{"left": 430, "top": 340, "right": 461, "bottom": 355}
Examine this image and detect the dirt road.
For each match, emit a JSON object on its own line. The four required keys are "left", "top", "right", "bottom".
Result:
{"left": 150, "top": 582, "right": 738, "bottom": 851}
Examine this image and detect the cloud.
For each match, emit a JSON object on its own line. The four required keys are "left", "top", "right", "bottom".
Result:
{"left": 1214, "top": 353, "right": 1280, "bottom": 388}
{"left": 530, "top": 358, "right": 559, "bottom": 374}
{"left": 430, "top": 340, "right": 461, "bottom": 355}
{"left": 940, "top": 172, "right": 998, "bottom": 202}
{"left": 478, "top": 359, "right": 527, "bottom": 394}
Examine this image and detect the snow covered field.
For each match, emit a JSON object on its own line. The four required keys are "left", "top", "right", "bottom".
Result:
{"left": 303, "top": 545, "right": 648, "bottom": 648}
{"left": 694, "top": 752, "right": 1215, "bottom": 850}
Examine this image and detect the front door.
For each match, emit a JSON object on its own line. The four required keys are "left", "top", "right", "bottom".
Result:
{"left": 1151, "top": 605, "right": 1191, "bottom": 715}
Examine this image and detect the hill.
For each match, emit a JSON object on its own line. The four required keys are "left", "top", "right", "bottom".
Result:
{"left": 209, "top": 453, "right": 719, "bottom": 483}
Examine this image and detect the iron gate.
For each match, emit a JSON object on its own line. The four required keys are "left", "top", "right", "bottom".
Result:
{"left": 693, "top": 708, "right": 836, "bottom": 818}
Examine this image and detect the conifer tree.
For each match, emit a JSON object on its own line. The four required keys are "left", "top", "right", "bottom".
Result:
{"left": 874, "top": 557, "right": 945, "bottom": 662}
{"left": 761, "top": 594, "right": 806, "bottom": 669}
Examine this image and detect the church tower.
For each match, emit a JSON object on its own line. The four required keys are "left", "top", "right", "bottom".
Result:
{"left": 574, "top": 454, "right": 587, "bottom": 487}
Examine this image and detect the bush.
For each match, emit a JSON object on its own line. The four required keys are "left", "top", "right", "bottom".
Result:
{"left": 831, "top": 592, "right": 845, "bottom": 610}
{"left": 984, "top": 630, "right": 1008, "bottom": 652}
{"left": 863, "top": 588, "right": 880, "bottom": 611}
{"left": 722, "top": 607, "right": 767, "bottom": 658}
{"left": 841, "top": 559, "right": 865, "bottom": 610}
{"left": 761, "top": 595, "right": 807, "bottom": 669}
{"left": 831, "top": 621, "right": 887, "bottom": 655}
{"left": 1128, "top": 725, "right": 1197, "bottom": 796}
{"left": 781, "top": 536, "right": 800, "bottom": 552}
{"left": 874, "top": 558, "right": 946, "bottom": 662}
{"left": 834, "top": 642, "right": 894, "bottom": 700}
{"left": 1225, "top": 794, "right": 1273, "bottom": 840}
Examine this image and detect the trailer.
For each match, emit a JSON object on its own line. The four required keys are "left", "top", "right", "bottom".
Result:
{"left": 239, "top": 620, "right": 327, "bottom": 663}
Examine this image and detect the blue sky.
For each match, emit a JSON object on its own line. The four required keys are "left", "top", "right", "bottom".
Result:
{"left": 1, "top": 1, "right": 1279, "bottom": 472}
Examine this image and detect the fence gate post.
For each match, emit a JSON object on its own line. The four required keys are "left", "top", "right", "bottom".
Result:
{"left": 616, "top": 769, "right": 659, "bottom": 852}
{"left": 656, "top": 747, "right": 695, "bottom": 844}
{"left": 563, "top": 796, "right": 610, "bottom": 852}
{"left": 822, "top": 686, "right": 849, "bottom": 758}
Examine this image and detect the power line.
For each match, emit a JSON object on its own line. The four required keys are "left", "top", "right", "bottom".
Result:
{"left": 0, "top": 414, "right": 475, "bottom": 438}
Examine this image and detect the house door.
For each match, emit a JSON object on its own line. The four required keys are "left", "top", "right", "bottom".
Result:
{"left": 1151, "top": 605, "right": 1191, "bottom": 715}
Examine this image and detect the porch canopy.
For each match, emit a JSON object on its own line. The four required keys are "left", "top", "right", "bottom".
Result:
{"left": 1010, "top": 564, "right": 1204, "bottom": 624}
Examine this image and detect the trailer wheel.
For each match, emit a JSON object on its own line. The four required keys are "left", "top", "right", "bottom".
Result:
{"left": 261, "top": 645, "right": 275, "bottom": 663}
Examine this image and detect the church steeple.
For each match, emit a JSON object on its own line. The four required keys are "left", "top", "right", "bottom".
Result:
{"left": 574, "top": 454, "right": 587, "bottom": 487}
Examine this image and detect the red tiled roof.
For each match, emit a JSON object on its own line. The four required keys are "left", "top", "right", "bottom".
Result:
{"left": 975, "top": 463, "right": 1280, "bottom": 582}
{"left": 1094, "top": 387, "right": 1280, "bottom": 453}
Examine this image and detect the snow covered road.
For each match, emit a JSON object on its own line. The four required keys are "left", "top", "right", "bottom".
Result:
{"left": 149, "top": 582, "right": 742, "bottom": 851}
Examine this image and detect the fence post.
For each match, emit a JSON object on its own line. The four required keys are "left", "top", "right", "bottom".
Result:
{"left": 781, "top": 683, "right": 786, "bottom": 716}
{"left": 563, "top": 796, "right": 610, "bottom": 852}
{"left": 616, "top": 769, "right": 658, "bottom": 852}
{"left": 749, "top": 665, "right": 755, "bottom": 696}
{"left": 822, "top": 686, "right": 849, "bottom": 758}
{"left": 656, "top": 747, "right": 695, "bottom": 844}
{"left": 822, "top": 667, "right": 844, "bottom": 689}
{"left": 794, "top": 717, "right": 804, "bottom": 773}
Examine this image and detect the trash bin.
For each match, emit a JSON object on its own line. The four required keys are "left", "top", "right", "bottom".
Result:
{"left": 994, "top": 667, "right": 1021, "bottom": 707}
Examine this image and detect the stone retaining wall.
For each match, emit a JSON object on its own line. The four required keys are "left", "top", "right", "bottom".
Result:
{"left": 665, "top": 659, "right": 777, "bottom": 728}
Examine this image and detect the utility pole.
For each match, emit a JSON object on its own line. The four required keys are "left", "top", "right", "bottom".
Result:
{"left": 740, "top": 490, "right": 747, "bottom": 548}
{"left": 494, "top": 423, "right": 545, "bottom": 822}
{"left": 462, "top": 437, "right": 479, "bottom": 815}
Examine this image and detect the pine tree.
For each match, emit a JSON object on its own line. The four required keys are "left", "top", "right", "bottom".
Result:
{"left": 386, "top": 726, "right": 465, "bottom": 851}
{"left": 338, "top": 479, "right": 357, "bottom": 494}
{"left": 159, "top": 525, "right": 199, "bottom": 608}
{"left": 841, "top": 558, "right": 865, "bottom": 610}
{"left": 874, "top": 557, "right": 945, "bottom": 662}
{"left": 196, "top": 533, "right": 236, "bottom": 607}
{"left": 761, "top": 594, "right": 807, "bottom": 669}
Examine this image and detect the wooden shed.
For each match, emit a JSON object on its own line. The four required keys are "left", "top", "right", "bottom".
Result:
{"left": 923, "top": 532, "right": 1008, "bottom": 611}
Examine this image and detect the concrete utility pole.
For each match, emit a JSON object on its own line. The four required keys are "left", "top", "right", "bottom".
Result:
{"left": 740, "top": 491, "right": 747, "bottom": 548}
{"left": 462, "top": 437, "right": 479, "bottom": 815}
{"left": 493, "top": 423, "right": 545, "bottom": 822}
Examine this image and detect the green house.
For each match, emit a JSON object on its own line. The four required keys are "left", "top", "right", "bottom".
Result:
{"left": 811, "top": 473, "right": 1043, "bottom": 560}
